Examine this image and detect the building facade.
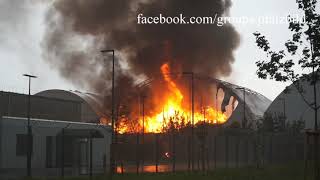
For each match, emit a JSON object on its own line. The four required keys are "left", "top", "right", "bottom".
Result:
{"left": 0, "top": 116, "right": 111, "bottom": 179}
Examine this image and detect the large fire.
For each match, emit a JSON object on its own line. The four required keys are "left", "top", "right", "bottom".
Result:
{"left": 104, "top": 63, "right": 234, "bottom": 134}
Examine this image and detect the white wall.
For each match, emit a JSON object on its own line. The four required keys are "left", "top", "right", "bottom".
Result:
{"left": 0, "top": 116, "right": 111, "bottom": 177}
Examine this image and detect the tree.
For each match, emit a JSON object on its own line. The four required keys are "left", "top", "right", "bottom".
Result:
{"left": 260, "top": 113, "right": 287, "bottom": 133}
{"left": 253, "top": 0, "right": 320, "bottom": 179}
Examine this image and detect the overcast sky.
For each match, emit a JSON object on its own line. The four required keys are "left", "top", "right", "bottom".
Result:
{"left": 0, "top": 0, "right": 315, "bottom": 100}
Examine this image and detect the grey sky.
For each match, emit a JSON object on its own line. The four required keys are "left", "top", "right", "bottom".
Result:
{"left": 0, "top": 0, "right": 315, "bottom": 99}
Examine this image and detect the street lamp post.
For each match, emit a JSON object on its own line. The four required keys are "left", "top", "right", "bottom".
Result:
{"left": 236, "top": 87, "right": 246, "bottom": 128}
{"left": 23, "top": 74, "right": 37, "bottom": 178}
{"left": 101, "top": 49, "right": 116, "bottom": 176}
{"left": 141, "top": 94, "right": 146, "bottom": 144}
{"left": 141, "top": 94, "right": 146, "bottom": 172}
{"left": 60, "top": 123, "right": 71, "bottom": 178}
{"left": 183, "top": 72, "right": 194, "bottom": 171}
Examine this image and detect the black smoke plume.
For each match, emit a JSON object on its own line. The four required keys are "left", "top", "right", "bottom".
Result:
{"left": 42, "top": 0, "right": 240, "bottom": 95}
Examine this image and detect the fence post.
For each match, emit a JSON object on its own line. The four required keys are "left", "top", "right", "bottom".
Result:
{"left": 214, "top": 136, "right": 217, "bottom": 169}
{"left": 197, "top": 147, "right": 200, "bottom": 171}
{"left": 155, "top": 134, "right": 159, "bottom": 173}
{"left": 172, "top": 131, "right": 176, "bottom": 173}
{"left": 188, "top": 136, "right": 191, "bottom": 172}
{"left": 269, "top": 134, "right": 273, "bottom": 164}
{"left": 225, "top": 135, "right": 229, "bottom": 168}
{"left": 236, "top": 136, "right": 239, "bottom": 168}
{"left": 206, "top": 137, "right": 211, "bottom": 171}
{"left": 304, "top": 133, "right": 310, "bottom": 180}
{"left": 61, "top": 129, "right": 64, "bottom": 178}
{"left": 292, "top": 134, "right": 297, "bottom": 161}
{"left": 253, "top": 136, "right": 258, "bottom": 168}
{"left": 136, "top": 133, "right": 140, "bottom": 174}
{"left": 89, "top": 132, "right": 93, "bottom": 179}
{"left": 120, "top": 161, "right": 124, "bottom": 174}
{"left": 202, "top": 142, "right": 205, "bottom": 172}
{"left": 246, "top": 138, "right": 249, "bottom": 166}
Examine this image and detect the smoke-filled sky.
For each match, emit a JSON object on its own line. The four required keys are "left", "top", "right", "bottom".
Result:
{"left": 42, "top": 0, "right": 240, "bottom": 95}
{"left": 0, "top": 0, "right": 311, "bottom": 100}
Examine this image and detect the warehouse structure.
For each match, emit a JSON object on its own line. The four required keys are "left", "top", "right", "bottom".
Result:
{"left": 35, "top": 89, "right": 107, "bottom": 123}
{"left": 34, "top": 79, "right": 272, "bottom": 130}
{"left": 0, "top": 91, "right": 111, "bottom": 179}
{"left": 0, "top": 77, "right": 272, "bottom": 177}
{"left": 264, "top": 78, "right": 320, "bottom": 129}
{"left": 206, "top": 77, "right": 271, "bottom": 128}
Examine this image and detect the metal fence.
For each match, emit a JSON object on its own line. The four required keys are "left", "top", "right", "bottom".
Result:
{"left": 113, "top": 127, "right": 311, "bottom": 174}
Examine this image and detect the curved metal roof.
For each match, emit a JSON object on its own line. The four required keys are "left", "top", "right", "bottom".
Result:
{"left": 265, "top": 79, "right": 320, "bottom": 129}
{"left": 36, "top": 89, "right": 106, "bottom": 122}
{"left": 194, "top": 76, "right": 271, "bottom": 127}
{"left": 36, "top": 76, "right": 271, "bottom": 127}
{"left": 71, "top": 90, "right": 106, "bottom": 118}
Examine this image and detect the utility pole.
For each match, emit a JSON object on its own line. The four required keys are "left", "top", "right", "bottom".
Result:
{"left": 183, "top": 72, "right": 194, "bottom": 171}
{"left": 142, "top": 94, "right": 146, "bottom": 144}
{"left": 191, "top": 72, "right": 194, "bottom": 172}
{"left": 23, "top": 74, "right": 37, "bottom": 178}
{"left": 89, "top": 131, "right": 93, "bottom": 179}
{"left": 61, "top": 128, "right": 64, "bottom": 178}
{"left": 312, "top": 65, "right": 319, "bottom": 180}
{"left": 216, "top": 89, "right": 218, "bottom": 124}
{"left": 243, "top": 89, "right": 246, "bottom": 128}
{"left": 60, "top": 123, "right": 71, "bottom": 178}
{"left": 141, "top": 94, "right": 146, "bottom": 172}
{"left": 101, "top": 49, "right": 115, "bottom": 177}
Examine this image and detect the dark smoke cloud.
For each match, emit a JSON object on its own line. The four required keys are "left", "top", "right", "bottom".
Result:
{"left": 42, "top": 0, "right": 240, "bottom": 94}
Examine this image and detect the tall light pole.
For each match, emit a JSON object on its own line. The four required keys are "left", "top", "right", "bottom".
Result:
{"left": 141, "top": 94, "right": 146, "bottom": 172}
{"left": 141, "top": 94, "right": 146, "bottom": 143}
{"left": 60, "top": 123, "right": 71, "bottom": 178}
{"left": 23, "top": 74, "right": 37, "bottom": 178}
{"left": 101, "top": 49, "right": 115, "bottom": 176}
{"left": 183, "top": 72, "right": 194, "bottom": 171}
{"left": 236, "top": 87, "right": 246, "bottom": 128}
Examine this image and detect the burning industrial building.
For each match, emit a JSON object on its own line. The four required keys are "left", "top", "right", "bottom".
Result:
{"left": 35, "top": 76, "right": 271, "bottom": 133}
{"left": 35, "top": 79, "right": 271, "bottom": 173}
{"left": 40, "top": 0, "right": 245, "bottom": 132}
{"left": 1, "top": 0, "right": 318, "bottom": 179}
{"left": 41, "top": 0, "right": 240, "bottom": 125}
{"left": 0, "top": 76, "right": 271, "bottom": 177}
{"left": 0, "top": 0, "right": 276, "bottom": 178}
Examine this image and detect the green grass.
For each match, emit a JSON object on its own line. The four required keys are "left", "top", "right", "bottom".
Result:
{"left": 25, "top": 163, "right": 314, "bottom": 180}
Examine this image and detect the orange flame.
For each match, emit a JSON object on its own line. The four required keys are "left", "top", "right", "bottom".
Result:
{"left": 112, "top": 63, "right": 230, "bottom": 134}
